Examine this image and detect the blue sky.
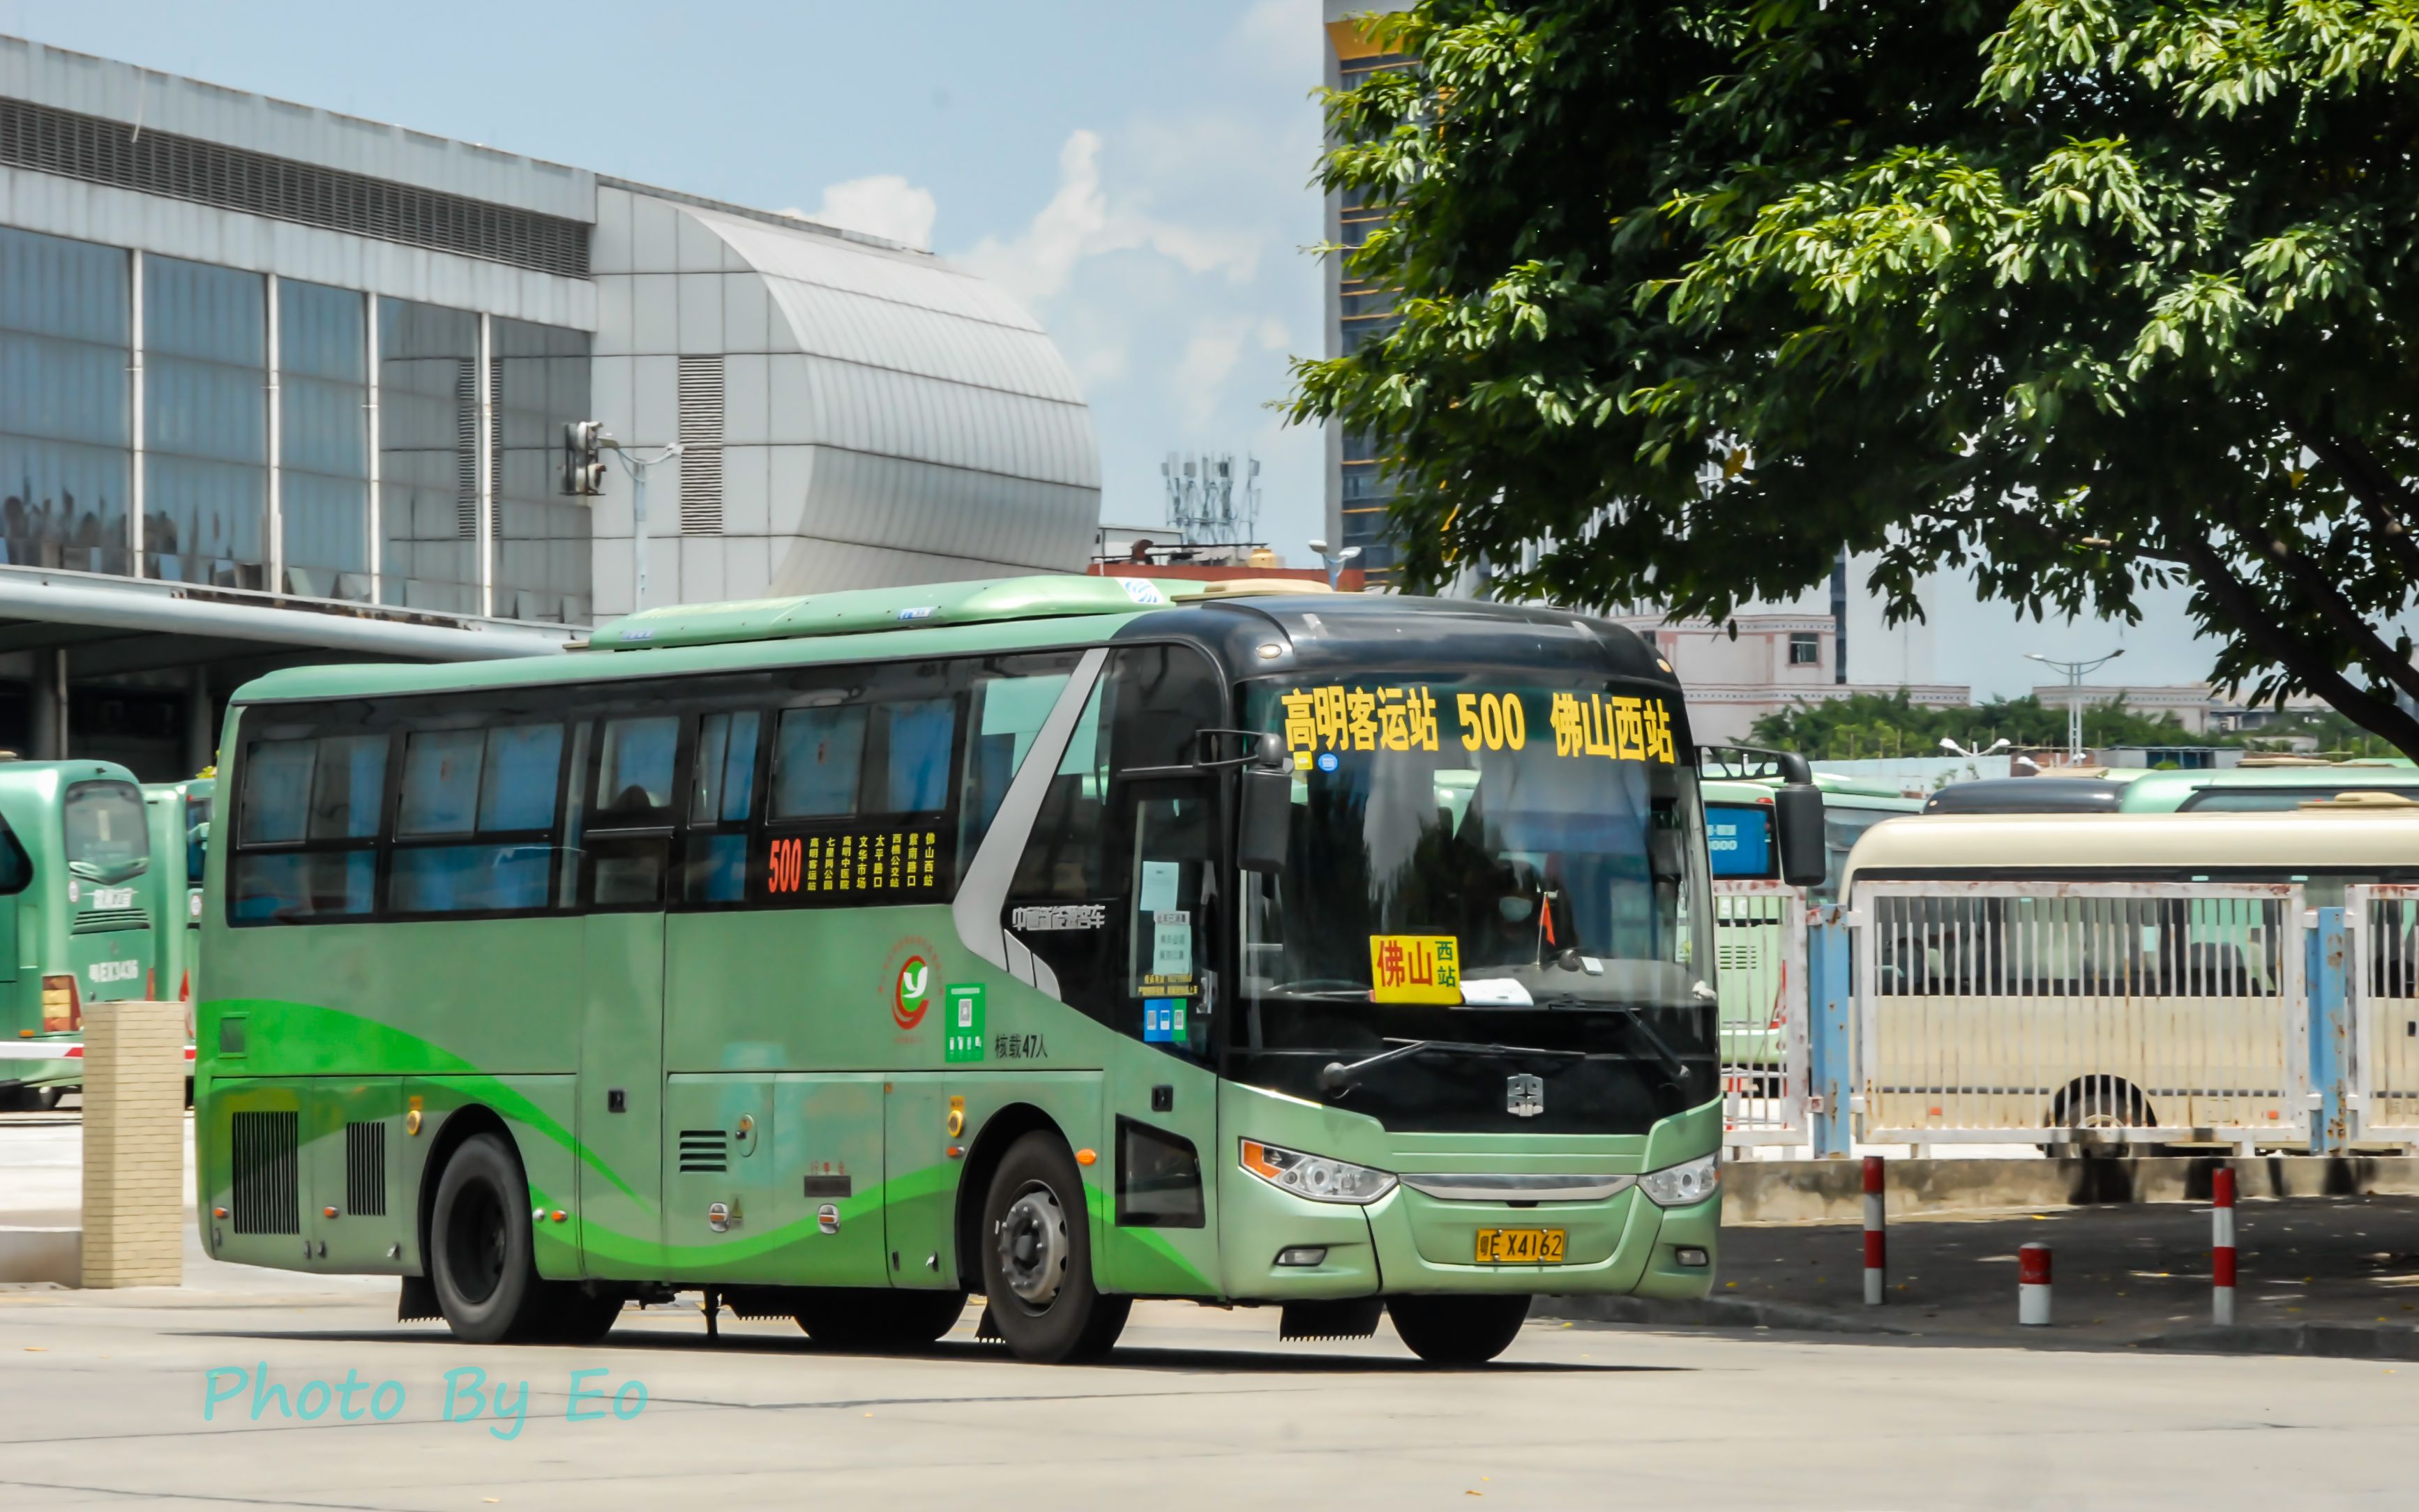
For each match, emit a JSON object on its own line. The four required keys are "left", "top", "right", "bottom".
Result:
{"left": 3, "top": 0, "right": 2220, "bottom": 698}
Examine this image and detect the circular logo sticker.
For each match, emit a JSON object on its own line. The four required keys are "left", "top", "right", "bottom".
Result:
{"left": 1316, "top": 750, "right": 1340, "bottom": 773}
{"left": 894, "top": 955, "right": 933, "bottom": 1029}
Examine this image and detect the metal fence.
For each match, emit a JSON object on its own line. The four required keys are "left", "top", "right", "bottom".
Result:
{"left": 1851, "top": 881, "right": 2309, "bottom": 1147}
{"left": 1715, "top": 879, "right": 1810, "bottom": 1146}
{"left": 2351, "top": 885, "right": 2419, "bottom": 1140}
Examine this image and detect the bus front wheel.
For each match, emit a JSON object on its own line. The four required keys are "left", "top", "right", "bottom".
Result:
{"left": 1387, "top": 1294, "right": 1532, "bottom": 1366}
{"left": 979, "top": 1132, "right": 1129, "bottom": 1363}
{"left": 428, "top": 1133, "right": 545, "bottom": 1344}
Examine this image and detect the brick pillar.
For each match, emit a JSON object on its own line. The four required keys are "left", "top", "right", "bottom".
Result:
{"left": 80, "top": 999, "right": 186, "bottom": 1288}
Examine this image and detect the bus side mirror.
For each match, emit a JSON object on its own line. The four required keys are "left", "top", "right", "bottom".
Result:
{"left": 1238, "top": 736, "right": 1292, "bottom": 875}
{"left": 1774, "top": 782, "right": 1827, "bottom": 889}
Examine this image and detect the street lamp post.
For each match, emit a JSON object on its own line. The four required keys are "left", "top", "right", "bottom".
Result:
{"left": 1938, "top": 736, "right": 2012, "bottom": 761}
{"left": 1306, "top": 538, "right": 1362, "bottom": 590}
{"left": 605, "top": 438, "right": 683, "bottom": 612}
{"left": 2025, "top": 649, "right": 2125, "bottom": 764}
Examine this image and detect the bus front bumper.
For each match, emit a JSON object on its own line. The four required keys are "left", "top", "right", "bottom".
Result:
{"left": 1221, "top": 1172, "right": 1721, "bottom": 1301}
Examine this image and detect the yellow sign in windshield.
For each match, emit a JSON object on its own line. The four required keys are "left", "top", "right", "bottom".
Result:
{"left": 1369, "top": 934, "right": 1462, "bottom": 1004}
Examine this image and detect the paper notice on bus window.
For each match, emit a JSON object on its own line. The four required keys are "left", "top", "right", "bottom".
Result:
{"left": 1460, "top": 976, "right": 1532, "bottom": 1007}
{"left": 1369, "top": 934, "right": 1462, "bottom": 1005}
{"left": 1140, "top": 860, "right": 1180, "bottom": 914}
{"left": 1152, "top": 911, "right": 1192, "bottom": 978}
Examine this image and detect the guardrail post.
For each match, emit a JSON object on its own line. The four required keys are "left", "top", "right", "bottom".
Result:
{"left": 1807, "top": 905, "right": 1854, "bottom": 1158}
{"left": 2309, "top": 906, "right": 2351, "bottom": 1153}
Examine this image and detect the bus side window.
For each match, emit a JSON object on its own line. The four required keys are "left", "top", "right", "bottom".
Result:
{"left": 229, "top": 727, "right": 384, "bottom": 923}
{"left": 759, "top": 670, "right": 962, "bottom": 907}
{"left": 390, "top": 722, "right": 564, "bottom": 915}
{"left": 585, "top": 714, "right": 682, "bottom": 908}
{"left": 957, "top": 651, "right": 1088, "bottom": 879}
{"left": 681, "top": 709, "right": 762, "bottom": 905}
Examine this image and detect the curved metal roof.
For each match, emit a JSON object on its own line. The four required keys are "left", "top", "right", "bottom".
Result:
{"left": 684, "top": 206, "right": 1101, "bottom": 589}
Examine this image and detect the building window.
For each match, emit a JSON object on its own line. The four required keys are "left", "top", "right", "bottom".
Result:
{"left": 377, "top": 298, "right": 479, "bottom": 616}
{"left": 278, "top": 279, "right": 370, "bottom": 602}
{"left": 491, "top": 319, "right": 593, "bottom": 623}
{"left": 145, "top": 255, "right": 267, "bottom": 589}
{"left": 0, "top": 227, "right": 130, "bottom": 576}
{"left": 1788, "top": 631, "right": 1821, "bottom": 667}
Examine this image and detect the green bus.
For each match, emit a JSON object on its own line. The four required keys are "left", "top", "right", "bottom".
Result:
{"left": 1704, "top": 773, "right": 1918, "bottom": 1071}
{"left": 144, "top": 776, "right": 213, "bottom": 1008}
{"left": 0, "top": 759, "right": 161, "bottom": 1110}
{"left": 2116, "top": 757, "right": 2419, "bottom": 813}
{"left": 196, "top": 576, "right": 1822, "bottom": 1363}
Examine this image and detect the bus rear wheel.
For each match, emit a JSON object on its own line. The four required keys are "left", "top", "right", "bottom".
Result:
{"left": 429, "top": 1133, "right": 549, "bottom": 1344}
{"left": 794, "top": 1287, "right": 967, "bottom": 1350}
{"left": 1387, "top": 1294, "right": 1532, "bottom": 1365}
{"left": 979, "top": 1132, "right": 1129, "bottom": 1363}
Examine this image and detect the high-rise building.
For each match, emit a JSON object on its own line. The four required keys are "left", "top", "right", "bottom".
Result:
{"left": 1322, "top": 3, "right": 1411, "bottom": 587}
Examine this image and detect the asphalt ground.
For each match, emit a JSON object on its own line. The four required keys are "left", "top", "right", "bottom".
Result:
{"left": 1711, "top": 1194, "right": 2419, "bottom": 1344}
{"left": 10, "top": 1119, "right": 2419, "bottom": 1505}
{"left": 7, "top": 1280, "right": 2419, "bottom": 1509}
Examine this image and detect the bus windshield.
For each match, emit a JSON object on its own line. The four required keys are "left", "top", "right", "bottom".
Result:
{"left": 1233, "top": 674, "right": 1713, "bottom": 1129}
{"left": 65, "top": 781, "right": 151, "bottom": 884}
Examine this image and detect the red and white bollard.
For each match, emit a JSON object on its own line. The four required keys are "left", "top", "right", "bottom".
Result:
{"left": 2212, "top": 1166, "right": 2238, "bottom": 1327}
{"left": 2018, "top": 1243, "right": 2053, "bottom": 1326}
{"left": 1862, "top": 1155, "right": 1886, "bottom": 1306}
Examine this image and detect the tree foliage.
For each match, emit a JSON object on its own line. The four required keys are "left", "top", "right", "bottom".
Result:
{"left": 1288, "top": 1, "right": 2419, "bottom": 753}
{"left": 1746, "top": 690, "right": 2208, "bottom": 759}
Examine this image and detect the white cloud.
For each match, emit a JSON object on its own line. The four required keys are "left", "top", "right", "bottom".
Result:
{"left": 783, "top": 174, "right": 937, "bottom": 251}
{"left": 958, "top": 130, "right": 1260, "bottom": 307}
{"left": 1175, "top": 320, "right": 1253, "bottom": 430}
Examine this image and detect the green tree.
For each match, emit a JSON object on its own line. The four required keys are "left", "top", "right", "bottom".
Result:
{"left": 1745, "top": 690, "right": 2208, "bottom": 759}
{"left": 1289, "top": 1, "right": 2419, "bottom": 754}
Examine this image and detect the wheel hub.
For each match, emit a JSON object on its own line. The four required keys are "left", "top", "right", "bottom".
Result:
{"left": 996, "top": 1186, "right": 1069, "bottom": 1306}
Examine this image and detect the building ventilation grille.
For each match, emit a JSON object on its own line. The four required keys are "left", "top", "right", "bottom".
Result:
{"left": 677, "top": 356, "right": 724, "bottom": 536}
{"left": 345, "top": 1121, "right": 387, "bottom": 1218}
{"left": 677, "top": 1129, "right": 728, "bottom": 1174}
{"left": 230, "top": 1110, "right": 299, "bottom": 1235}
{"left": 0, "top": 95, "right": 589, "bottom": 278}
{"left": 455, "top": 364, "right": 478, "bottom": 538}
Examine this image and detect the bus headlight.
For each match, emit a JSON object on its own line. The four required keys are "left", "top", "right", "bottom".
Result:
{"left": 1639, "top": 1153, "right": 1720, "bottom": 1208}
{"left": 1239, "top": 1140, "right": 1396, "bottom": 1204}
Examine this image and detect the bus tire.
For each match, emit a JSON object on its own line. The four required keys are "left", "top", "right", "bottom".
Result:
{"left": 1387, "top": 1294, "right": 1532, "bottom": 1366}
{"left": 794, "top": 1287, "right": 967, "bottom": 1350}
{"left": 428, "top": 1133, "right": 546, "bottom": 1344}
{"left": 979, "top": 1131, "right": 1129, "bottom": 1363}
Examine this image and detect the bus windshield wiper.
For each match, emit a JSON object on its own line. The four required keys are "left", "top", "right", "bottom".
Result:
{"left": 1531, "top": 997, "right": 1691, "bottom": 1084}
{"left": 1319, "top": 1037, "right": 1583, "bottom": 1093}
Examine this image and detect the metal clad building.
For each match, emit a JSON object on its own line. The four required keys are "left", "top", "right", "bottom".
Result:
{"left": 0, "top": 36, "right": 1099, "bottom": 777}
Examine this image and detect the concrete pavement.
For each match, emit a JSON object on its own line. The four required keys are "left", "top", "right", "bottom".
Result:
{"left": 7, "top": 1281, "right": 2419, "bottom": 1509}
{"left": 8, "top": 1117, "right": 2419, "bottom": 1506}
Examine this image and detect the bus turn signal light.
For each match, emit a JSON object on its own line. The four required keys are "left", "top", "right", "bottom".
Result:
{"left": 39, "top": 974, "right": 77, "bottom": 1033}
{"left": 1076, "top": 1149, "right": 1097, "bottom": 1166}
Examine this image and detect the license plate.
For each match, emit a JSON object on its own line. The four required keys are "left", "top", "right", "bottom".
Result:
{"left": 1475, "top": 1227, "right": 1567, "bottom": 1264}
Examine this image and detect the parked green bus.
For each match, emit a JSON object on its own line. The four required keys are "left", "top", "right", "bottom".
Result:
{"left": 196, "top": 576, "right": 1823, "bottom": 1363}
{"left": 144, "top": 777, "right": 212, "bottom": 1007}
{"left": 1704, "top": 772, "right": 1917, "bottom": 1071}
{"left": 0, "top": 759, "right": 161, "bottom": 1110}
{"left": 2116, "top": 757, "right": 2419, "bottom": 813}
